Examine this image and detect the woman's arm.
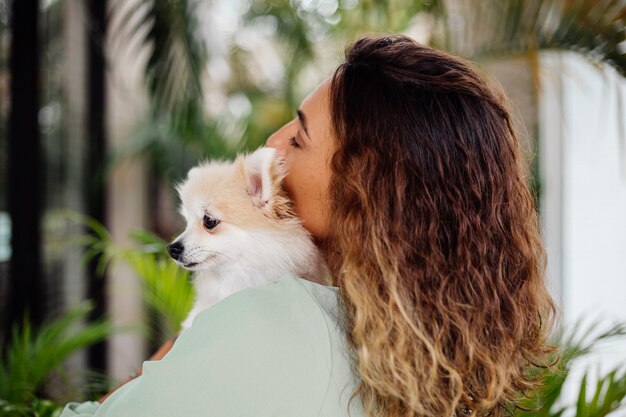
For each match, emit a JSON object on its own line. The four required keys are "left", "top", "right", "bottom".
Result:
{"left": 98, "top": 337, "right": 177, "bottom": 403}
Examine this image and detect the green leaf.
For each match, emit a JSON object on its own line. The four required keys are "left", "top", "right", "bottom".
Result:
{"left": 572, "top": 368, "right": 626, "bottom": 417}
{"left": 109, "top": 0, "right": 207, "bottom": 127}
{"left": 438, "top": 0, "right": 626, "bottom": 78}
{"left": 0, "top": 304, "right": 111, "bottom": 405}
{"left": 577, "top": 374, "right": 588, "bottom": 417}
{"left": 511, "top": 320, "right": 626, "bottom": 416}
{"left": 75, "top": 222, "right": 194, "bottom": 341}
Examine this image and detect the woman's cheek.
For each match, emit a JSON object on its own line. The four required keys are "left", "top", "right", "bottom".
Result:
{"left": 282, "top": 168, "right": 299, "bottom": 207}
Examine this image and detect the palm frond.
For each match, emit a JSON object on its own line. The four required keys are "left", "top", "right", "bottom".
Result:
{"left": 513, "top": 320, "right": 626, "bottom": 416}
{"left": 121, "top": 251, "right": 193, "bottom": 339}
{"left": 60, "top": 210, "right": 116, "bottom": 278}
{"left": 75, "top": 217, "right": 193, "bottom": 341}
{"left": 108, "top": 0, "right": 207, "bottom": 126}
{"left": 440, "top": 0, "right": 626, "bottom": 77}
{"left": 0, "top": 304, "right": 110, "bottom": 405}
{"left": 541, "top": 0, "right": 626, "bottom": 76}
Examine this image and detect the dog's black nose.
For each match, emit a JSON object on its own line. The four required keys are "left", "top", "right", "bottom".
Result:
{"left": 167, "top": 241, "right": 184, "bottom": 260}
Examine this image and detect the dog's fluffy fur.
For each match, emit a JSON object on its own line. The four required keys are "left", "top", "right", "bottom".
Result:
{"left": 168, "top": 147, "right": 329, "bottom": 330}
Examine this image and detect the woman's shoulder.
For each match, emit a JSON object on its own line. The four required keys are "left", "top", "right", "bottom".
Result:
{"left": 188, "top": 275, "right": 340, "bottom": 339}
{"left": 60, "top": 276, "right": 365, "bottom": 417}
{"left": 158, "top": 276, "right": 340, "bottom": 415}
{"left": 210, "top": 276, "right": 365, "bottom": 417}
{"left": 87, "top": 277, "right": 338, "bottom": 417}
{"left": 165, "top": 276, "right": 337, "bottom": 367}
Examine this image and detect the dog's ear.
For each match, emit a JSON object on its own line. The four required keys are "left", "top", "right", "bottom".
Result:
{"left": 242, "top": 147, "right": 285, "bottom": 209}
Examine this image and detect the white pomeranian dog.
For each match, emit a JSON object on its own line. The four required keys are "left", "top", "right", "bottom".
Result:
{"left": 167, "top": 147, "right": 330, "bottom": 330}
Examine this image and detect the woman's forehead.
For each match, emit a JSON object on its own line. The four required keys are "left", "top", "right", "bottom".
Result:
{"left": 300, "top": 78, "right": 331, "bottom": 110}
{"left": 299, "top": 79, "right": 332, "bottom": 138}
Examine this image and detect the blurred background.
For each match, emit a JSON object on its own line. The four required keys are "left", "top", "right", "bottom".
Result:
{"left": 0, "top": 0, "right": 625, "bottom": 415}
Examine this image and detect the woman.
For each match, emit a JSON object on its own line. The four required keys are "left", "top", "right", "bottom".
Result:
{"left": 61, "top": 34, "right": 556, "bottom": 417}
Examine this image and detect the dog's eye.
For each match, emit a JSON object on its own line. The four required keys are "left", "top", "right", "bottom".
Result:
{"left": 203, "top": 215, "right": 220, "bottom": 231}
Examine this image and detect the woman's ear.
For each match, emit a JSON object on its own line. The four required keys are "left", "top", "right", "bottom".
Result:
{"left": 242, "top": 147, "right": 285, "bottom": 209}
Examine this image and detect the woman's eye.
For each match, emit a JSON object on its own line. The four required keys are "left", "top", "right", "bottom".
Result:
{"left": 289, "top": 137, "right": 300, "bottom": 148}
{"left": 203, "top": 215, "right": 220, "bottom": 230}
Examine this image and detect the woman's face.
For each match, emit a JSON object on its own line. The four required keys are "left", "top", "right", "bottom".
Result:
{"left": 265, "top": 79, "right": 334, "bottom": 240}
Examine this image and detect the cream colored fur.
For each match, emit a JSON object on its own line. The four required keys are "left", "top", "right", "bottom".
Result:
{"left": 170, "top": 147, "right": 330, "bottom": 330}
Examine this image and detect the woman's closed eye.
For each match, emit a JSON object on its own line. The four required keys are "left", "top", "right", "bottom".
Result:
{"left": 289, "top": 136, "right": 301, "bottom": 148}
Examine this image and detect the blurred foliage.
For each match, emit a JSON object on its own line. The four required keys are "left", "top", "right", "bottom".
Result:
{"left": 107, "top": 0, "right": 225, "bottom": 182}
{"left": 118, "top": 229, "right": 194, "bottom": 340}
{"left": 0, "top": 304, "right": 111, "bottom": 416}
{"left": 109, "top": 0, "right": 206, "bottom": 125}
{"left": 511, "top": 320, "right": 626, "bottom": 417}
{"left": 440, "top": 0, "right": 626, "bottom": 77}
{"left": 106, "top": 0, "right": 626, "bottom": 188}
{"left": 105, "top": 114, "right": 227, "bottom": 193}
{"left": 0, "top": 399, "right": 62, "bottom": 417}
{"left": 70, "top": 212, "right": 193, "bottom": 342}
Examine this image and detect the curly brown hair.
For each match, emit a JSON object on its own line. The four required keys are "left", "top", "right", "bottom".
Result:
{"left": 326, "top": 35, "right": 557, "bottom": 417}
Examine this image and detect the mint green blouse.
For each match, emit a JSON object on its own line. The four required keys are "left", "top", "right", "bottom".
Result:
{"left": 60, "top": 276, "right": 365, "bottom": 417}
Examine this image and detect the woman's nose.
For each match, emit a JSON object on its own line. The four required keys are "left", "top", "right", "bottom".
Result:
{"left": 265, "top": 121, "right": 295, "bottom": 156}
{"left": 265, "top": 132, "right": 284, "bottom": 149}
{"left": 265, "top": 134, "right": 287, "bottom": 159}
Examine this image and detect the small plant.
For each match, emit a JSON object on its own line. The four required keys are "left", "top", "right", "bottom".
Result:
{"left": 70, "top": 211, "right": 193, "bottom": 341}
{"left": 0, "top": 304, "right": 110, "bottom": 417}
{"left": 119, "top": 229, "right": 194, "bottom": 339}
{"left": 513, "top": 321, "right": 626, "bottom": 417}
{"left": 0, "top": 398, "right": 62, "bottom": 417}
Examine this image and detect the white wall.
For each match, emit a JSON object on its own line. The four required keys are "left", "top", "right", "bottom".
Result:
{"left": 540, "top": 51, "right": 626, "bottom": 411}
